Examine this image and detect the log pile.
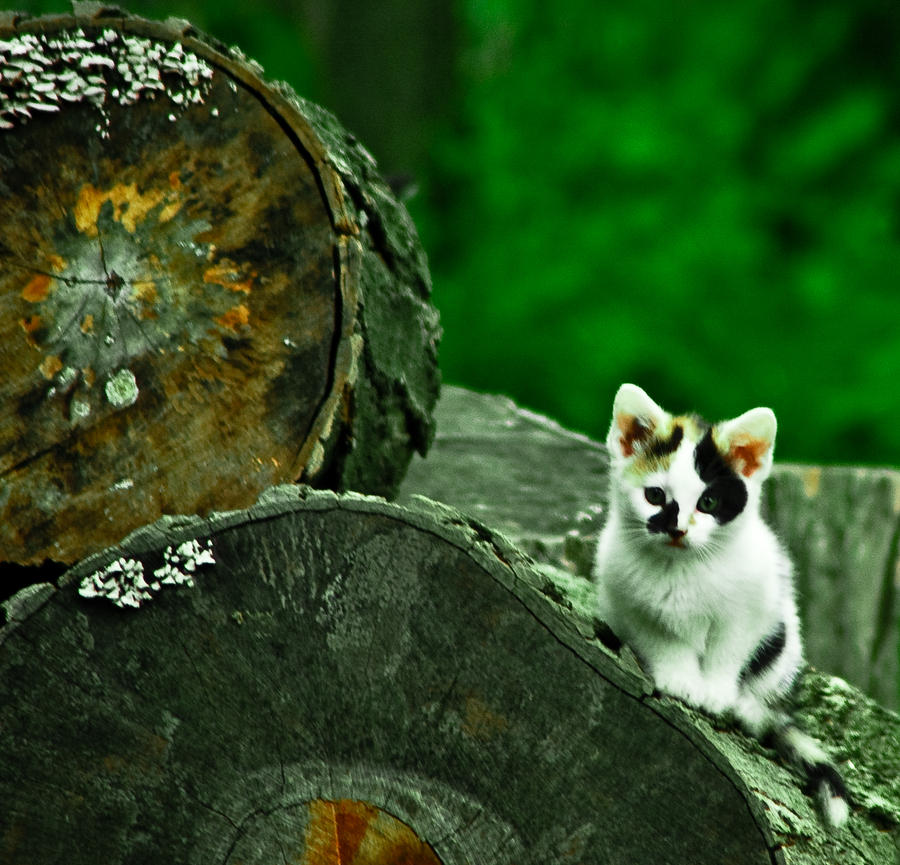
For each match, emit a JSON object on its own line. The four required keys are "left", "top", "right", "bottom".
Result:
{"left": 0, "top": 6, "right": 897, "bottom": 864}
{"left": 400, "top": 386, "right": 900, "bottom": 711}
{"left": 3, "top": 488, "right": 898, "bottom": 863}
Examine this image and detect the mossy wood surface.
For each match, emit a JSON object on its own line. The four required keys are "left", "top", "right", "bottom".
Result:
{"left": 0, "top": 4, "right": 439, "bottom": 568}
{"left": 1, "top": 490, "right": 897, "bottom": 864}
{"left": 400, "top": 386, "right": 900, "bottom": 709}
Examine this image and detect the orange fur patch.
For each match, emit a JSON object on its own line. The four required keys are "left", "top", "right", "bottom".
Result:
{"left": 617, "top": 415, "right": 653, "bottom": 457}
{"left": 730, "top": 439, "right": 768, "bottom": 477}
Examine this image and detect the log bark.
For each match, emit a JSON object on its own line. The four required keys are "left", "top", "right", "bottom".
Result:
{"left": 0, "top": 4, "right": 439, "bottom": 567}
{"left": 399, "top": 386, "right": 900, "bottom": 710}
{"left": 2, "top": 489, "right": 896, "bottom": 864}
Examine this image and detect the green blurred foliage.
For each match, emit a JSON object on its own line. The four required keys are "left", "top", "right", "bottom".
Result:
{"left": 421, "top": 0, "right": 900, "bottom": 466}
{"left": 12, "top": 0, "right": 900, "bottom": 464}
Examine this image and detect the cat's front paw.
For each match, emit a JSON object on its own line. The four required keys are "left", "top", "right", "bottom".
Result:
{"left": 655, "top": 671, "right": 737, "bottom": 719}
{"left": 653, "top": 670, "right": 710, "bottom": 711}
{"left": 698, "top": 679, "right": 739, "bottom": 716}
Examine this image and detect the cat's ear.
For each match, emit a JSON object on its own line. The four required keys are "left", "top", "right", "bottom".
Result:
{"left": 608, "top": 383, "right": 668, "bottom": 459}
{"left": 715, "top": 407, "right": 777, "bottom": 480}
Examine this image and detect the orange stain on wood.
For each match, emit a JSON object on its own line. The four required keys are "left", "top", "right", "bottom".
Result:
{"left": 203, "top": 262, "right": 238, "bottom": 285}
{"left": 157, "top": 201, "right": 183, "bottom": 224}
{"left": 39, "top": 355, "right": 63, "bottom": 380}
{"left": 203, "top": 261, "right": 255, "bottom": 294}
{"left": 20, "top": 315, "right": 42, "bottom": 335}
{"left": 132, "top": 281, "right": 159, "bottom": 307}
{"left": 20, "top": 315, "right": 42, "bottom": 347}
{"left": 80, "top": 314, "right": 95, "bottom": 334}
{"left": 74, "top": 183, "right": 109, "bottom": 236}
{"left": 22, "top": 273, "right": 52, "bottom": 303}
{"left": 215, "top": 304, "right": 250, "bottom": 332}
{"left": 231, "top": 274, "right": 255, "bottom": 294}
{"left": 74, "top": 181, "right": 181, "bottom": 236}
{"left": 461, "top": 694, "right": 510, "bottom": 741}
{"left": 302, "top": 799, "right": 444, "bottom": 865}
{"left": 46, "top": 253, "right": 67, "bottom": 273}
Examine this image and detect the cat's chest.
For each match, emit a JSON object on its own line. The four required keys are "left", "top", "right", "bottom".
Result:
{"left": 657, "top": 578, "right": 714, "bottom": 631}
{"left": 623, "top": 557, "right": 723, "bottom": 643}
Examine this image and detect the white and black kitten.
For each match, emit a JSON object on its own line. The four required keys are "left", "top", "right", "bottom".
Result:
{"left": 594, "top": 383, "right": 849, "bottom": 827}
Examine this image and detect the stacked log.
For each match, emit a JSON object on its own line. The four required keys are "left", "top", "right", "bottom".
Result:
{"left": 400, "top": 386, "right": 900, "bottom": 710}
{"left": 0, "top": 7, "right": 896, "bottom": 864}
{"left": 0, "top": 4, "right": 439, "bottom": 568}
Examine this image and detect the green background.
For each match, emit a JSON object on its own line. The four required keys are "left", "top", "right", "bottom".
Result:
{"left": 13, "top": 0, "right": 900, "bottom": 466}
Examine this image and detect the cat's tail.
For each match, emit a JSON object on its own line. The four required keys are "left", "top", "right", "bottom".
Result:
{"left": 772, "top": 723, "right": 851, "bottom": 827}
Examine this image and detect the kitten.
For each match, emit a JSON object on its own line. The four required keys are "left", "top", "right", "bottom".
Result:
{"left": 593, "top": 383, "right": 850, "bottom": 827}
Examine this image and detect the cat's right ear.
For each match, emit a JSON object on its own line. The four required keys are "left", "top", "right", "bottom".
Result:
{"left": 608, "top": 383, "right": 667, "bottom": 458}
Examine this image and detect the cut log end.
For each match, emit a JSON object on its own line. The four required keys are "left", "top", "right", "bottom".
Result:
{"left": 0, "top": 9, "right": 439, "bottom": 567}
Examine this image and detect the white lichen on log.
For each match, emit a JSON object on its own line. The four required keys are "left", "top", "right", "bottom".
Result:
{"left": 0, "top": 26, "right": 212, "bottom": 133}
{"left": 78, "top": 538, "right": 214, "bottom": 607}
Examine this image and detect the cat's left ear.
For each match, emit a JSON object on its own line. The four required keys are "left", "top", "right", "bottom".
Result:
{"left": 715, "top": 407, "right": 777, "bottom": 480}
{"left": 608, "top": 383, "right": 668, "bottom": 459}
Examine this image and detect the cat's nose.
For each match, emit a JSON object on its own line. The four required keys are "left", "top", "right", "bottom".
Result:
{"left": 667, "top": 528, "right": 687, "bottom": 540}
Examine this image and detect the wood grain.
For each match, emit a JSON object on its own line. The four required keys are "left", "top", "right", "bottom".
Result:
{"left": 0, "top": 8, "right": 439, "bottom": 567}
{"left": 2, "top": 490, "right": 894, "bottom": 864}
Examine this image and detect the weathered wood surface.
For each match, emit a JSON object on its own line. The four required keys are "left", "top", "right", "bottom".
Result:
{"left": 767, "top": 465, "right": 900, "bottom": 712}
{"left": 2, "top": 489, "right": 896, "bottom": 864}
{"left": 400, "top": 386, "right": 900, "bottom": 709}
{"left": 0, "top": 4, "right": 439, "bottom": 567}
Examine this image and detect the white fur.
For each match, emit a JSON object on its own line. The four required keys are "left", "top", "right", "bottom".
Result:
{"left": 594, "top": 384, "right": 849, "bottom": 827}
{"left": 597, "top": 386, "right": 796, "bottom": 725}
{"left": 779, "top": 726, "right": 851, "bottom": 827}
{"left": 595, "top": 481, "right": 800, "bottom": 726}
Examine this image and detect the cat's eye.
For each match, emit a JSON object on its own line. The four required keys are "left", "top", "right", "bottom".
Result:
{"left": 697, "top": 493, "right": 719, "bottom": 514}
{"left": 644, "top": 486, "right": 666, "bottom": 506}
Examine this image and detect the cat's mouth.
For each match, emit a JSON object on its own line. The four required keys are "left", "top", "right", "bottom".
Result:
{"left": 665, "top": 536, "right": 687, "bottom": 549}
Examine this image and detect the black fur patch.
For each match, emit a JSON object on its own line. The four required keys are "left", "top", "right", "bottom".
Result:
{"left": 647, "top": 499, "right": 679, "bottom": 536}
{"left": 593, "top": 618, "right": 622, "bottom": 652}
{"left": 803, "top": 761, "right": 851, "bottom": 803}
{"left": 740, "top": 621, "right": 786, "bottom": 683}
{"left": 693, "top": 429, "right": 748, "bottom": 523}
{"left": 648, "top": 423, "right": 684, "bottom": 459}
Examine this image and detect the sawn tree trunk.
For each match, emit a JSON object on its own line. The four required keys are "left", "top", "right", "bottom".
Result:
{"left": 0, "top": 5, "right": 440, "bottom": 568}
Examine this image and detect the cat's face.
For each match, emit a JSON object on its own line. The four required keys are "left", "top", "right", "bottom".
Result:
{"left": 606, "top": 384, "right": 776, "bottom": 556}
